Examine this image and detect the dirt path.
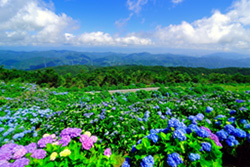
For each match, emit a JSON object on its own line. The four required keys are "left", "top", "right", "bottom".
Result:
{"left": 86, "top": 87, "right": 167, "bottom": 94}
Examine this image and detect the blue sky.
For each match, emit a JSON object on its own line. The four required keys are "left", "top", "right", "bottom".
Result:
{"left": 0, "top": 0, "right": 250, "bottom": 55}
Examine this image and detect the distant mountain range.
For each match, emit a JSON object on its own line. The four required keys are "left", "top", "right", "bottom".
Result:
{"left": 0, "top": 50, "right": 249, "bottom": 70}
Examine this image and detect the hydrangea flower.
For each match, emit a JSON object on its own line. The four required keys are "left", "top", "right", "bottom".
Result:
{"left": 205, "top": 106, "right": 213, "bottom": 113}
{"left": 59, "top": 149, "right": 71, "bottom": 157}
{"left": 216, "top": 130, "right": 228, "bottom": 141}
{"left": 31, "top": 149, "right": 47, "bottom": 159}
{"left": 200, "top": 142, "right": 211, "bottom": 152}
{"left": 50, "top": 152, "right": 58, "bottom": 161}
{"left": 25, "top": 143, "right": 37, "bottom": 153}
{"left": 104, "top": 148, "right": 112, "bottom": 157}
{"left": 167, "top": 153, "right": 183, "bottom": 167}
{"left": 60, "top": 128, "right": 82, "bottom": 138}
{"left": 80, "top": 135, "right": 93, "bottom": 150}
{"left": 11, "top": 158, "right": 30, "bottom": 167}
{"left": 224, "top": 124, "right": 235, "bottom": 135}
{"left": 189, "top": 153, "right": 200, "bottom": 161}
{"left": 229, "top": 110, "right": 236, "bottom": 115}
{"left": 141, "top": 155, "right": 154, "bottom": 167}
{"left": 37, "top": 136, "right": 54, "bottom": 148}
{"left": 173, "top": 129, "right": 187, "bottom": 141}
{"left": 196, "top": 113, "right": 204, "bottom": 121}
{"left": 147, "top": 133, "right": 159, "bottom": 143}
{"left": 196, "top": 129, "right": 210, "bottom": 138}
{"left": 58, "top": 135, "right": 71, "bottom": 147}
{"left": 226, "top": 136, "right": 239, "bottom": 147}
{"left": 12, "top": 145, "right": 27, "bottom": 159}
{"left": 233, "top": 128, "right": 246, "bottom": 138}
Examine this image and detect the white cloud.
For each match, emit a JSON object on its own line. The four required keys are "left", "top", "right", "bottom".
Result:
{"left": 115, "top": 13, "right": 134, "bottom": 28}
{"left": 66, "top": 31, "right": 152, "bottom": 46}
{"left": 0, "top": 0, "right": 152, "bottom": 47}
{"left": 127, "top": 0, "right": 148, "bottom": 14}
{"left": 153, "top": 0, "right": 250, "bottom": 51}
{"left": 172, "top": 0, "right": 183, "bottom": 4}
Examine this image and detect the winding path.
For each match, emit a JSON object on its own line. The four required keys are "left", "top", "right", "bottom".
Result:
{"left": 86, "top": 87, "right": 167, "bottom": 94}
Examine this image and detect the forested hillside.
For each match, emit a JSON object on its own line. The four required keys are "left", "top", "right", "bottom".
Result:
{"left": 1, "top": 65, "right": 250, "bottom": 89}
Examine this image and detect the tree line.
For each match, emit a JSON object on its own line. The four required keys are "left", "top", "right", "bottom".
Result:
{"left": 1, "top": 65, "right": 250, "bottom": 89}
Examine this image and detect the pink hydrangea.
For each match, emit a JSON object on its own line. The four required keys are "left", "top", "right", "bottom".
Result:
{"left": 90, "top": 136, "right": 98, "bottom": 143}
{"left": 104, "top": 148, "right": 112, "bottom": 157}
{"left": 80, "top": 135, "right": 93, "bottom": 150}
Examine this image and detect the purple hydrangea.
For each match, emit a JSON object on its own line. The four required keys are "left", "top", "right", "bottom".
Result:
{"left": 1, "top": 143, "right": 18, "bottom": 154}
{"left": 0, "top": 150, "right": 12, "bottom": 161}
{"left": 58, "top": 135, "right": 71, "bottom": 147}
{"left": 0, "top": 160, "right": 10, "bottom": 167}
{"left": 12, "top": 145, "right": 27, "bottom": 159}
{"left": 37, "top": 136, "right": 54, "bottom": 148}
{"left": 25, "top": 143, "right": 37, "bottom": 153}
{"left": 201, "top": 126, "right": 222, "bottom": 147}
{"left": 11, "top": 158, "right": 30, "bottom": 167}
{"left": 31, "top": 149, "right": 47, "bottom": 159}
{"left": 60, "top": 128, "right": 82, "bottom": 138}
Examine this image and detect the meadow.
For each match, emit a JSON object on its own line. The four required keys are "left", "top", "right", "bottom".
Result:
{"left": 1, "top": 81, "right": 250, "bottom": 167}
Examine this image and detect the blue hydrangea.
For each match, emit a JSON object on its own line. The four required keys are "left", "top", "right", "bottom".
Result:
{"left": 205, "top": 106, "right": 213, "bottom": 113}
{"left": 233, "top": 128, "right": 247, "bottom": 138}
{"left": 140, "top": 155, "right": 154, "bottom": 167}
{"left": 216, "top": 130, "right": 228, "bottom": 141}
{"left": 131, "top": 145, "right": 137, "bottom": 153}
{"left": 189, "top": 153, "right": 200, "bottom": 161}
{"left": 200, "top": 142, "right": 211, "bottom": 152}
{"left": 122, "top": 158, "right": 131, "bottom": 167}
{"left": 187, "top": 124, "right": 200, "bottom": 134}
{"left": 173, "top": 129, "right": 187, "bottom": 141}
{"left": 244, "top": 124, "right": 250, "bottom": 129}
{"left": 224, "top": 124, "right": 235, "bottom": 135}
{"left": 196, "top": 128, "right": 210, "bottom": 138}
{"left": 240, "top": 119, "right": 248, "bottom": 125}
{"left": 228, "top": 117, "right": 236, "bottom": 124}
{"left": 166, "top": 108, "right": 172, "bottom": 115}
{"left": 229, "top": 110, "right": 236, "bottom": 115}
{"left": 167, "top": 153, "right": 183, "bottom": 167}
{"left": 147, "top": 133, "right": 159, "bottom": 143}
{"left": 226, "top": 135, "right": 239, "bottom": 147}
{"left": 196, "top": 113, "right": 204, "bottom": 121}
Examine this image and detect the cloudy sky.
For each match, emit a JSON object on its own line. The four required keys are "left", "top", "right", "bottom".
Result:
{"left": 0, "top": 0, "right": 250, "bottom": 54}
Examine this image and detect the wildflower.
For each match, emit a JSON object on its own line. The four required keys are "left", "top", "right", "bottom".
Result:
{"left": 104, "top": 148, "right": 112, "bottom": 157}
{"left": 60, "top": 149, "right": 71, "bottom": 157}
